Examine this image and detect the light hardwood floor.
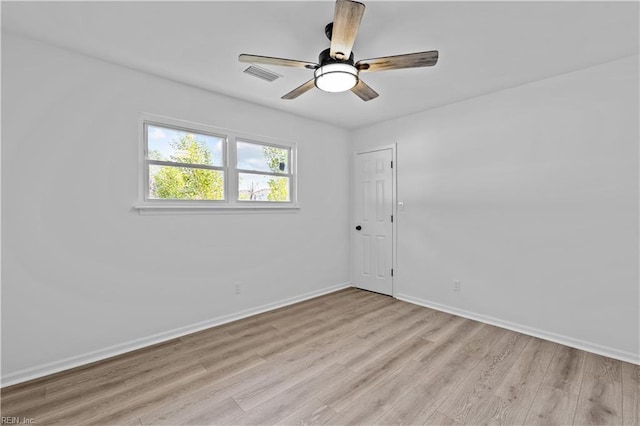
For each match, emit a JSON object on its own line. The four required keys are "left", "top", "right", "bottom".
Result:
{"left": 1, "top": 288, "right": 638, "bottom": 425}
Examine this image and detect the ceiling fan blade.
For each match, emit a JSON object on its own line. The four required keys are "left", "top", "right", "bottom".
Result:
{"left": 330, "top": 0, "right": 365, "bottom": 60}
{"left": 356, "top": 50, "right": 439, "bottom": 72}
{"left": 239, "top": 54, "right": 318, "bottom": 69}
{"left": 351, "top": 79, "right": 379, "bottom": 101}
{"left": 282, "top": 79, "right": 316, "bottom": 100}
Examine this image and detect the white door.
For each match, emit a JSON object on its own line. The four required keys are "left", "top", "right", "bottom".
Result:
{"left": 353, "top": 148, "right": 394, "bottom": 295}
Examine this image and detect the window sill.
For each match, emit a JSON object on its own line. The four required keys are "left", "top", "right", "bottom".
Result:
{"left": 133, "top": 203, "right": 301, "bottom": 215}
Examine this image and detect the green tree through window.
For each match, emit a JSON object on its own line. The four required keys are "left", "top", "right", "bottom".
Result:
{"left": 263, "top": 146, "right": 289, "bottom": 202}
{"left": 150, "top": 134, "right": 224, "bottom": 200}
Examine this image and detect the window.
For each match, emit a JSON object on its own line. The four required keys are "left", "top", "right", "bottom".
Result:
{"left": 237, "top": 140, "right": 292, "bottom": 202}
{"left": 138, "top": 115, "right": 297, "bottom": 211}
{"left": 145, "top": 123, "right": 227, "bottom": 201}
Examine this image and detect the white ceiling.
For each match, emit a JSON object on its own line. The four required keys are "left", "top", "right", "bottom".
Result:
{"left": 2, "top": 1, "right": 638, "bottom": 129}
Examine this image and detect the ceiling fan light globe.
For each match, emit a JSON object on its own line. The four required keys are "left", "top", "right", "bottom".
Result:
{"left": 314, "top": 63, "right": 358, "bottom": 93}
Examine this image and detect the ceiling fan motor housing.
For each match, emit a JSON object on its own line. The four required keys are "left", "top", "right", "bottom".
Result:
{"left": 319, "top": 47, "right": 355, "bottom": 66}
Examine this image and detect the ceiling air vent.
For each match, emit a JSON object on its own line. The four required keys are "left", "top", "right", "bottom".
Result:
{"left": 243, "top": 65, "right": 281, "bottom": 82}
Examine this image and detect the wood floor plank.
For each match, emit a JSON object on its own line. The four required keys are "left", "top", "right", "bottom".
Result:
{"left": 328, "top": 359, "right": 430, "bottom": 425}
{"left": 460, "top": 394, "right": 518, "bottom": 426}
{"left": 40, "top": 339, "right": 184, "bottom": 398}
{"left": 287, "top": 311, "right": 402, "bottom": 373}
{"left": 0, "top": 385, "right": 46, "bottom": 414}
{"left": 415, "top": 318, "right": 484, "bottom": 366}
{"left": 2, "top": 375, "right": 129, "bottom": 424}
{"left": 113, "top": 416, "right": 146, "bottom": 426}
{"left": 177, "top": 323, "right": 232, "bottom": 344}
{"left": 583, "top": 352, "right": 622, "bottom": 382}
{"left": 45, "top": 323, "right": 272, "bottom": 402}
{"left": 228, "top": 364, "right": 355, "bottom": 425}
{"left": 419, "top": 311, "right": 467, "bottom": 342}
{"left": 180, "top": 345, "right": 330, "bottom": 417}
{"left": 138, "top": 344, "right": 339, "bottom": 424}
{"left": 319, "top": 336, "right": 433, "bottom": 413}
{"left": 622, "top": 361, "right": 640, "bottom": 426}
{"left": 198, "top": 351, "right": 267, "bottom": 379}
{"left": 47, "top": 376, "right": 128, "bottom": 406}
{"left": 338, "top": 305, "right": 439, "bottom": 371}
{"left": 44, "top": 328, "right": 235, "bottom": 398}
{"left": 218, "top": 302, "right": 328, "bottom": 337}
{"left": 573, "top": 360, "right": 623, "bottom": 426}
{"left": 436, "top": 329, "right": 531, "bottom": 424}
{"left": 52, "top": 363, "right": 209, "bottom": 425}
{"left": 267, "top": 301, "right": 334, "bottom": 331}
{"left": 376, "top": 324, "right": 509, "bottom": 425}
{"left": 190, "top": 325, "right": 279, "bottom": 371}
{"left": 541, "top": 345, "right": 586, "bottom": 395}
{"left": 231, "top": 347, "right": 341, "bottom": 412}
{"left": 182, "top": 321, "right": 275, "bottom": 347}
{"left": 290, "top": 298, "right": 403, "bottom": 359}
{"left": 354, "top": 304, "right": 425, "bottom": 343}
{"left": 356, "top": 304, "right": 430, "bottom": 341}
{"left": 490, "top": 337, "right": 558, "bottom": 425}
{"left": 143, "top": 318, "right": 340, "bottom": 423}
{"left": 168, "top": 397, "right": 243, "bottom": 426}
{"left": 5, "top": 367, "right": 206, "bottom": 424}
{"left": 424, "top": 411, "right": 462, "bottom": 426}
{"left": 524, "top": 384, "right": 579, "bottom": 426}
{"left": 137, "top": 375, "right": 246, "bottom": 426}
{"left": 3, "top": 288, "right": 634, "bottom": 426}
{"left": 179, "top": 288, "right": 356, "bottom": 343}
{"left": 1, "top": 384, "right": 46, "bottom": 404}
{"left": 274, "top": 398, "right": 337, "bottom": 426}
{"left": 255, "top": 295, "right": 393, "bottom": 359}
{"left": 3, "top": 338, "right": 188, "bottom": 393}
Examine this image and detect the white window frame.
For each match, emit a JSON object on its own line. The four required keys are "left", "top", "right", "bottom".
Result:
{"left": 135, "top": 113, "right": 299, "bottom": 213}
{"left": 142, "top": 120, "right": 229, "bottom": 204}
{"left": 236, "top": 138, "right": 295, "bottom": 205}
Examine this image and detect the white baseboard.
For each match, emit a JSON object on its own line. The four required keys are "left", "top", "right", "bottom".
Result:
{"left": 396, "top": 293, "right": 640, "bottom": 366}
{"left": 1, "top": 282, "right": 352, "bottom": 388}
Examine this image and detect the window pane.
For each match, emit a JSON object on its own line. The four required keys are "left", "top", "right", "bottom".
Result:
{"left": 149, "top": 165, "right": 224, "bottom": 200}
{"left": 147, "top": 124, "right": 224, "bottom": 167}
{"left": 237, "top": 141, "right": 288, "bottom": 173}
{"left": 238, "top": 173, "right": 290, "bottom": 202}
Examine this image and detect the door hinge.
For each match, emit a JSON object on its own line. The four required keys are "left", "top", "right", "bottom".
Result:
{"left": 391, "top": 268, "right": 394, "bottom": 277}
{"left": 391, "top": 160, "right": 393, "bottom": 168}
{"left": 391, "top": 215, "right": 393, "bottom": 223}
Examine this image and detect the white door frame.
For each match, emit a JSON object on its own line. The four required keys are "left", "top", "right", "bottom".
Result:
{"left": 352, "top": 143, "right": 398, "bottom": 297}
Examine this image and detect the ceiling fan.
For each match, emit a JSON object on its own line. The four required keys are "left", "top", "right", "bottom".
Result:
{"left": 239, "top": 0, "right": 439, "bottom": 101}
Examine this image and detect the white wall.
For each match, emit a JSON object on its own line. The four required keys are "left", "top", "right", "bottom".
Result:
{"left": 353, "top": 56, "right": 639, "bottom": 362}
{"left": 1, "top": 34, "right": 351, "bottom": 382}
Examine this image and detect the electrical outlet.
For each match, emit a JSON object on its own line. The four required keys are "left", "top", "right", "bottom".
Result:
{"left": 234, "top": 282, "right": 241, "bottom": 295}
{"left": 452, "top": 280, "right": 461, "bottom": 292}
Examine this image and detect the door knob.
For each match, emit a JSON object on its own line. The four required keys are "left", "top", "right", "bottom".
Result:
{"left": 355, "top": 225, "right": 362, "bottom": 231}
